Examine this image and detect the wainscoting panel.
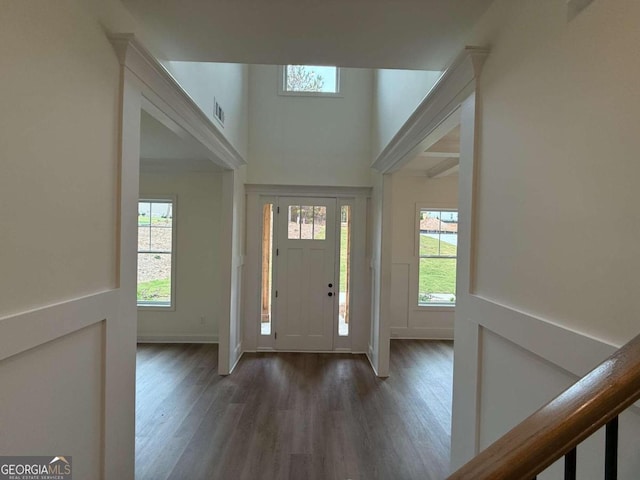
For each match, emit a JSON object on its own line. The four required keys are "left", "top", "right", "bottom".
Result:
{"left": 452, "top": 292, "right": 640, "bottom": 478}
{"left": 0, "top": 290, "right": 118, "bottom": 478}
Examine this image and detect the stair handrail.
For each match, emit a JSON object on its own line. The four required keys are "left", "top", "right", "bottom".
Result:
{"left": 447, "top": 333, "right": 640, "bottom": 479}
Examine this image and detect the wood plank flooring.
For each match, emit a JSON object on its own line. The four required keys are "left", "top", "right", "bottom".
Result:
{"left": 135, "top": 340, "right": 453, "bottom": 480}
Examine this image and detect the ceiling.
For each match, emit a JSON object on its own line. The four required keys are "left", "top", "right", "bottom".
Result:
{"left": 401, "top": 125, "right": 460, "bottom": 177}
{"left": 140, "top": 110, "right": 222, "bottom": 173}
{"left": 121, "top": 0, "right": 494, "bottom": 70}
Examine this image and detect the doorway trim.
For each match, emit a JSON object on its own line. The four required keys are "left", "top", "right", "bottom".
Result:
{"left": 108, "top": 33, "right": 247, "bottom": 477}
{"left": 275, "top": 196, "right": 337, "bottom": 351}
{"left": 369, "top": 47, "right": 488, "bottom": 385}
{"left": 243, "top": 184, "right": 371, "bottom": 354}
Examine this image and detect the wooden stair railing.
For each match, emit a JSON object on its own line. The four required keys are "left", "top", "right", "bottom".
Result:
{"left": 448, "top": 333, "right": 640, "bottom": 480}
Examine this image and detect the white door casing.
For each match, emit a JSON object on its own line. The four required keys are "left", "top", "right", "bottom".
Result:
{"left": 275, "top": 197, "right": 337, "bottom": 351}
{"left": 243, "top": 185, "right": 371, "bottom": 355}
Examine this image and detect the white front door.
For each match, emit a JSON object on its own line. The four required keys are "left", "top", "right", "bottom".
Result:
{"left": 275, "top": 197, "right": 336, "bottom": 350}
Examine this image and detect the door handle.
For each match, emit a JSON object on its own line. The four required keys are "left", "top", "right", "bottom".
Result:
{"left": 328, "top": 292, "right": 333, "bottom": 297}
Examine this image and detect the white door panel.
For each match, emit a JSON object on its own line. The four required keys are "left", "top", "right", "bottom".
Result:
{"left": 276, "top": 197, "right": 336, "bottom": 350}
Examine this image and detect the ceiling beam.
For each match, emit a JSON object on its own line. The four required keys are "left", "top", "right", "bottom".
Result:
{"left": 371, "top": 46, "right": 489, "bottom": 173}
{"left": 426, "top": 157, "right": 459, "bottom": 178}
{"left": 418, "top": 151, "right": 460, "bottom": 159}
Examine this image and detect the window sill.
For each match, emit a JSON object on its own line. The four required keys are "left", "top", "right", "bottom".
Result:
{"left": 138, "top": 304, "right": 175, "bottom": 312}
{"left": 413, "top": 304, "right": 456, "bottom": 313}
{"left": 278, "top": 91, "right": 343, "bottom": 98}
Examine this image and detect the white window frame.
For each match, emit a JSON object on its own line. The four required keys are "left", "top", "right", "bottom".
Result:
{"left": 414, "top": 205, "right": 458, "bottom": 309}
{"left": 277, "top": 65, "right": 343, "bottom": 97}
{"left": 137, "top": 196, "right": 177, "bottom": 310}
{"left": 333, "top": 198, "right": 354, "bottom": 349}
{"left": 257, "top": 195, "right": 277, "bottom": 349}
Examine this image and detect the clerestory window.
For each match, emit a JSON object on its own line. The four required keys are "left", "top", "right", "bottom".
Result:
{"left": 279, "top": 65, "right": 341, "bottom": 97}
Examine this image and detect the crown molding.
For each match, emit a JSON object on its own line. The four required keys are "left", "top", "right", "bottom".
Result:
{"left": 372, "top": 46, "right": 489, "bottom": 174}
{"left": 139, "top": 157, "right": 224, "bottom": 175}
{"left": 109, "top": 34, "right": 246, "bottom": 171}
{"left": 244, "top": 183, "right": 372, "bottom": 197}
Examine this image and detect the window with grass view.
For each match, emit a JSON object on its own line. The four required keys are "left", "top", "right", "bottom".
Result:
{"left": 138, "top": 200, "right": 174, "bottom": 307}
{"left": 261, "top": 203, "right": 274, "bottom": 335}
{"left": 287, "top": 205, "right": 326, "bottom": 239}
{"left": 418, "top": 209, "right": 458, "bottom": 305}
{"left": 339, "top": 205, "right": 351, "bottom": 336}
{"left": 282, "top": 65, "right": 340, "bottom": 95}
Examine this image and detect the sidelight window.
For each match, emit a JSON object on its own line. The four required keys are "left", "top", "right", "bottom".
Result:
{"left": 338, "top": 205, "right": 351, "bottom": 336}
{"left": 261, "top": 203, "right": 274, "bottom": 335}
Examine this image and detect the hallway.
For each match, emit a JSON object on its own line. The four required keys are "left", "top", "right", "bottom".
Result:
{"left": 135, "top": 340, "right": 453, "bottom": 479}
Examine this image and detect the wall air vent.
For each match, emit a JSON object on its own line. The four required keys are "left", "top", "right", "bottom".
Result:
{"left": 214, "top": 97, "right": 225, "bottom": 127}
{"left": 567, "top": 0, "right": 596, "bottom": 22}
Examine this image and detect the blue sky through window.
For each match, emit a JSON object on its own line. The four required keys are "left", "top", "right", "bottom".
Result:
{"left": 285, "top": 65, "right": 338, "bottom": 93}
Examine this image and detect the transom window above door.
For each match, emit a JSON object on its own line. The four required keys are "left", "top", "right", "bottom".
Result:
{"left": 287, "top": 205, "right": 326, "bottom": 240}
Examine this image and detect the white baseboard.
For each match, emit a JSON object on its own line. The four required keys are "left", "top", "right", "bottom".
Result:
{"left": 244, "top": 348, "right": 366, "bottom": 354}
{"left": 366, "top": 344, "right": 384, "bottom": 377}
{"left": 232, "top": 341, "right": 242, "bottom": 358}
{"left": 227, "top": 341, "right": 243, "bottom": 374}
{"left": 137, "top": 334, "right": 219, "bottom": 344}
{"left": 390, "top": 327, "right": 454, "bottom": 340}
{"left": 228, "top": 350, "right": 243, "bottom": 374}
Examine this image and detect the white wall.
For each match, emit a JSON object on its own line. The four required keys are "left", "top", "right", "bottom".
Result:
{"left": 478, "top": 330, "right": 640, "bottom": 480}
{"left": 138, "top": 171, "right": 223, "bottom": 342}
{"left": 368, "top": 172, "right": 384, "bottom": 372}
{"left": 0, "top": 323, "right": 105, "bottom": 479}
{"left": 219, "top": 166, "right": 247, "bottom": 374}
{"left": 451, "top": 0, "right": 640, "bottom": 475}
{"left": 86, "top": 0, "right": 137, "bottom": 39}
{"left": 473, "top": 0, "right": 640, "bottom": 346}
{"left": 389, "top": 174, "right": 458, "bottom": 339}
{"left": 368, "top": 172, "right": 393, "bottom": 376}
{"left": 0, "top": 0, "right": 125, "bottom": 475}
{"left": 247, "top": 65, "right": 373, "bottom": 186}
{"left": 0, "top": 2, "right": 118, "bottom": 316}
{"left": 371, "top": 69, "right": 442, "bottom": 160}
{"left": 229, "top": 165, "right": 246, "bottom": 370}
{"left": 163, "top": 61, "right": 250, "bottom": 160}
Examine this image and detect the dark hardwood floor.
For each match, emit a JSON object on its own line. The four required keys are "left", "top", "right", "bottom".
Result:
{"left": 135, "top": 340, "right": 453, "bottom": 480}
